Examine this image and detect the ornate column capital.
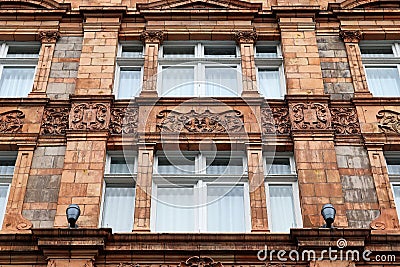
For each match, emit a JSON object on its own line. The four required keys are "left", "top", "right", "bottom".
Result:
{"left": 339, "top": 30, "right": 362, "bottom": 43}
{"left": 38, "top": 31, "right": 61, "bottom": 44}
{"left": 140, "top": 30, "right": 164, "bottom": 44}
{"left": 234, "top": 30, "right": 258, "bottom": 44}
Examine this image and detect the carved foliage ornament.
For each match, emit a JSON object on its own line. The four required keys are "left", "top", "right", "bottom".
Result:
{"left": 261, "top": 107, "right": 290, "bottom": 135}
{"left": 234, "top": 30, "right": 258, "bottom": 44}
{"left": 339, "top": 30, "right": 362, "bottom": 43}
{"left": 180, "top": 256, "right": 222, "bottom": 267}
{"left": 70, "top": 103, "right": 110, "bottom": 131}
{"left": 289, "top": 102, "right": 330, "bottom": 130}
{"left": 140, "top": 30, "right": 164, "bottom": 44}
{"left": 157, "top": 109, "right": 244, "bottom": 133}
{"left": 0, "top": 110, "right": 25, "bottom": 133}
{"left": 39, "top": 31, "right": 61, "bottom": 43}
{"left": 331, "top": 107, "right": 361, "bottom": 135}
{"left": 109, "top": 107, "right": 138, "bottom": 135}
{"left": 41, "top": 107, "right": 69, "bottom": 135}
{"left": 377, "top": 110, "right": 400, "bottom": 134}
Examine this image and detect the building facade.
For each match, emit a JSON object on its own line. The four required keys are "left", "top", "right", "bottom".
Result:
{"left": 0, "top": 0, "right": 399, "bottom": 266}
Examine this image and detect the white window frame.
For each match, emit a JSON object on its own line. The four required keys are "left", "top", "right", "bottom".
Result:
{"left": 264, "top": 153, "right": 302, "bottom": 232}
{"left": 114, "top": 42, "right": 144, "bottom": 99}
{"left": 99, "top": 151, "right": 137, "bottom": 231}
{"left": 0, "top": 152, "right": 17, "bottom": 228}
{"left": 0, "top": 42, "right": 40, "bottom": 98}
{"left": 151, "top": 151, "right": 251, "bottom": 233}
{"left": 157, "top": 41, "right": 242, "bottom": 97}
{"left": 255, "top": 42, "right": 286, "bottom": 99}
{"left": 360, "top": 41, "right": 400, "bottom": 97}
{"left": 384, "top": 152, "right": 400, "bottom": 220}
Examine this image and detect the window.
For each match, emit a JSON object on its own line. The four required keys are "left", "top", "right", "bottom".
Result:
{"left": 255, "top": 43, "right": 286, "bottom": 99}
{"left": 360, "top": 42, "right": 400, "bottom": 96}
{"left": 100, "top": 152, "right": 136, "bottom": 232}
{"left": 158, "top": 42, "right": 242, "bottom": 97}
{"left": 0, "top": 153, "right": 16, "bottom": 227}
{"left": 385, "top": 153, "right": 400, "bottom": 220}
{"left": 151, "top": 152, "right": 250, "bottom": 232}
{"left": 114, "top": 43, "right": 144, "bottom": 99}
{"left": 0, "top": 42, "right": 40, "bottom": 97}
{"left": 264, "top": 154, "right": 302, "bottom": 232}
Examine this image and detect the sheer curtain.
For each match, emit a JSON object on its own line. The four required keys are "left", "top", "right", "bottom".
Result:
{"left": 101, "top": 187, "right": 135, "bottom": 232}
{"left": 207, "top": 185, "right": 245, "bottom": 232}
{"left": 0, "top": 67, "right": 35, "bottom": 97}
{"left": 0, "top": 185, "right": 8, "bottom": 225}
{"left": 161, "top": 67, "right": 194, "bottom": 96}
{"left": 269, "top": 185, "right": 296, "bottom": 232}
{"left": 0, "top": 160, "right": 15, "bottom": 176}
{"left": 365, "top": 67, "right": 400, "bottom": 96}
{"left": 267, "top": 159, "right": 291, "bottom": 175}
{"left": 393, "top": 185, "right": 400, "bottom": 220}
{"left": 157, "top": 157, "right": 195, "bottom": 174}
{"left": 258, "top": 69, "right": 282, "bottom": 99}
{"left": 118, "top": 69, "right": 141, "bottom": 99}
{"left": 156, "top": 187, "right": 195, "bottom": 232}
{"left": 206, "top": 158, "right": 243, "bottom": 175}
{"left": 110, "top": 157, "right": 135, "bottom": 174}
{"left": 205, "top": 67, "right": 238, "bottom": 96}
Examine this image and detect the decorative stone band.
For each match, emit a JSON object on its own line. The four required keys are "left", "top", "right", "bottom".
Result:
{"left": 41, "top": 107, "right": 69, "bottom": 135}
{"left": 377, "top": 110, "right": 400, "bottom": 134}
{"left": 156, "top": 109, "right": 244, "bottom": 133}
{"left": 0, "top": 110, "right": 25, "bottom": 133}
{"left": 179, "top": 256, "right": 223, "bottom": 267}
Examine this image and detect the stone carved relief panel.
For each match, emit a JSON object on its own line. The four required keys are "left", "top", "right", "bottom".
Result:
{"left": 377, "top": 110, "right": 400, "bottom": 134}
{"left": 69, "top": 103, "right": 110, "bottom": 131}
{"left": 0, "top": 110, "right": 25, "bottom": 133}
{"left": 331, "top": 107, "right": 361, "bottom": 135}
{"left": 157, "top": 109, "right": 244, "bottom": 133}
{"left": 180, "top": 256, "right": 223, "bottom": 267}
{"left": 109, "top": 107, "right": 138, "bottom": 135}
{"left": 289, "top": 102, "right": 331, "bottom": 130}
{"left": 41, "top": 107, "right": 69, "bottom": 135}
{"left": 261, "top": 107, "right": 291, "bottom": 135}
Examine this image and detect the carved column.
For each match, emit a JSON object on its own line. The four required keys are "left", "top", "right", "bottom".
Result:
{"left": 234, "top": 30, "right": 259, "bottom": 97}
{"left": 133, "top": 142, "right": 155, "bottom": 231}
{"left": 246, "top": 143, "right": 268, "bottom": 231}
{"left": 340, "top": 30, "right": 372, "bottom": 97}
{"left": 140, "top": 30, "right": 164, "bottom": 97}
{"left": 2, "top": 145, "right": 35, "bottom": 232}
{"left": 29, "top": 31, "right": 60, "bottom": 98}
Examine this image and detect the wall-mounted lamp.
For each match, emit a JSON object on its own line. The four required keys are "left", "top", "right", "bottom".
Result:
{"left": 321, "top": 204, "right": 336, "bottom": 228}
{"left": 66, "top": 204, "right": 80, "bottom": 229}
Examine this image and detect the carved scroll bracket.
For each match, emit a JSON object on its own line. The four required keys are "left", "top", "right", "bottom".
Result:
{"left": 339, "top": 30, "right": 362, "bottom": 43}
{"left": 234, "top": 29, "right": 258, "bottom": 44}
{"left": 39, "top": 31, "right": 61, "bottom": 44}
{"left": 140, "top": 30, "right": 164, "bottom": 44}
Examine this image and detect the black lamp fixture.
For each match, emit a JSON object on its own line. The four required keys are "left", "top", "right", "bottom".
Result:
{"left": 321, "top": 203, "right": 336, "bottom": 228}
{"left": 66, "top": 204, "right": 80, "bottom": 229}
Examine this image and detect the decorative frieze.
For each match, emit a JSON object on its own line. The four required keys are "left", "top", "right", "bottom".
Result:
{"left": 331, "top": 107, "right": 361, "bottom": 135}
{"left": 377, "top": 110, "right": 400, "bottom": 134}
{"left": 41, "top": 107, "right": 69, "bottom": 135}
{"left": 180, "top": 256, "right": 222, "bottom": 267}
{"left": 289, "top": 102, "right": 331, "bottom": 130}
{"left": 0, "top": 110, "right": 25, "bottom": 133}
{"left": 261, "top": 107, "right": 290, "bottom": 135}
{"left": 109, "top": 107, "right": 138, "bottom": 135}
{"left": 69, "top": 102, "right": 110, "bottom": 131}
{"left": 157, "top": 109, "right": 244, "bottom": 133}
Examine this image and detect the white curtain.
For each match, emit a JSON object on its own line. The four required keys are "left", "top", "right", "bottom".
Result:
{"left": 258, "top": 69, "right": 282, "bottom": 98}
{"left": 0, "top": 67, "right": 35, "bottom": 97}
{"left": 269, "top": 185, "right": 296, "bottom": 232}
{"left": 101, "top": 186, "right": 135, "bottom": 232}
{"left": 0, "top": 160, "right": 15, "bottom": 176}
{"left": 387, "top": 164, "right": 400, "bottom": 175}
{"left": 207, "top": 185, "right": 245, "bottom": 232}
{"left": 365, "top": 67, "right": 400, "bottom": 96}
{"left": 393, "top": 185, "right": 400, "bottom": 220}
{"left": 118, "top": 69, "right": 141, "bottom": 98}
{"left": 267, "top": 159, "right": 291, "bottom": 175}
{"left": 155, "top": 187, "right": 195, "bottom": 232}
{"left": 110, "top": 157, "right": 135, "bottom": 174}
{"left": 161, "top": 67, "right": 194, "bottom": 96}
{"left": 205, "top": 67, "right": 238, "bottom": 96}
{"left": 157, "top": 157, "right": 195, "bottom": 174}
{"left": 0, "top": 185, "right": 8, "bottom": 226}
{"left": 206, "top": 158, "right": 243, "bottom": 175}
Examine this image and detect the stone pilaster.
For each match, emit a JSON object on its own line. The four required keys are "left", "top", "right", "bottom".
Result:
{"left": 29, "top": 31, "right": 60, "bottom": 98}
{"left": 339, "top": 30, "right": 372, "bottom": 98}
{"left": 234, "top": 30, "right": 259, "bottom": 97}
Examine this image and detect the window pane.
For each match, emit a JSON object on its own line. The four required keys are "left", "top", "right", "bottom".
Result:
{"left": 0, "top": 67, "right": 35, "bottom": 97}
{"left": 205, "top": 67, "right": 238, "bottom": 96}
{"left": 117, "top": 68, "right": 141, "bottom": 98}
{"left": 157, "top": 156, "right": 195, "bottom": 174}
{"left": 156, "top": 187, "right": 195, "bottom": 232}
{"left": 0, "top": 159, "right": 15, "bottom": 176}
{"left": 121, "top": 46, "right": 143, "bottom": 58}
{"left": 365, "top": 67, "right": 400, "bottom": 96}
{"left": 386, "top": 158, "right": 400, "bottom": 174}
{"left": 204, "top": 46, "right": 236, "bottom": 58}
{"left": 256, "top": 46, "right": 278, "bottom": 58}
{"left": 393, "top": 185, "right": 400, "bottom": 220}
{"left": 101, "top": 186, "right": 135, "bottom": 232}
{"left": 110, "top": 157, "right": 135, "bottom": 174}
{"left": 206, "top": 157, "right": 243, "bottom": 175}
{"left": 207, "top": 185, "right": 245, "bottom": 232}
{"left": 269, "top": 185, "right": 296, "bottom": 232}
{"left": 267, "top": 158, "right": 292, "bottom": 175}
{"left": 0, "top": 185, "right": 8, "bottom": 226}
{"left": 258, "top": 69, "right": 282, "bottom": 99}
{"left": 361, "top": 47, "right": 394, "bottom": 58}
{"left": 6, "top": 45, "right": 40, "bottom": 58}
{"left": 160, "top": 67, "right": 194, "bottom": 96}
{"left": 163, "top": 46, "right": 195, "bottom": 58}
